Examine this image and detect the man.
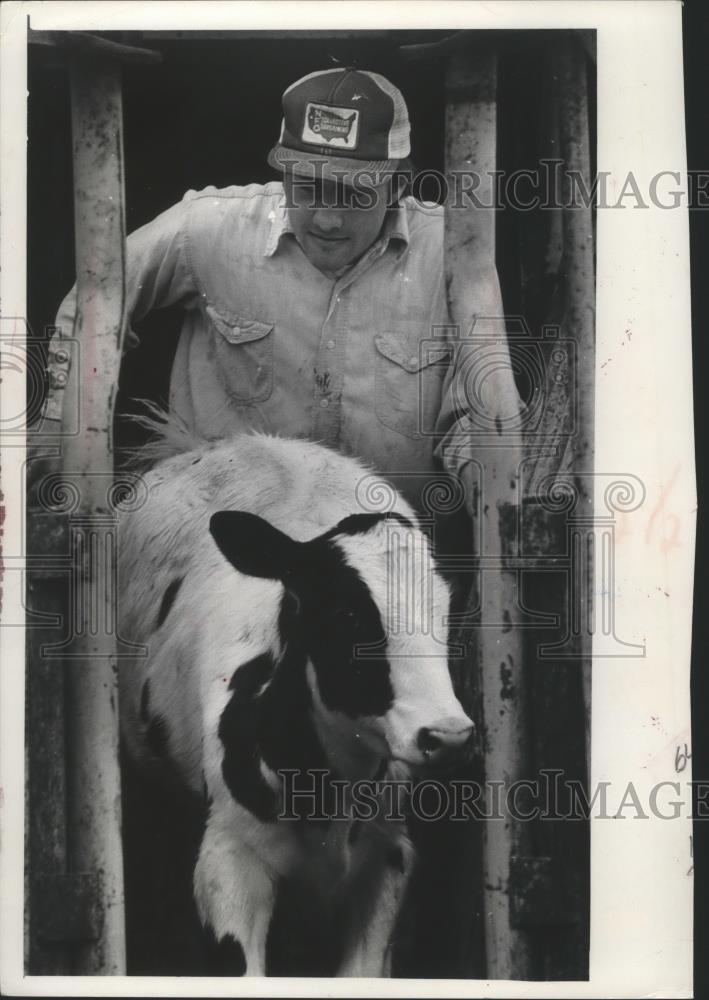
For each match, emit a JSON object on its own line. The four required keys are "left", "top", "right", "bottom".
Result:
{"left": 46, "top": 67, "right": 514, "bottom": 518}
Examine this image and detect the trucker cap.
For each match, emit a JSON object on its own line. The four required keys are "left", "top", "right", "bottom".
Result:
{"left": 268, "top": 67, "right": 411, "bottom": 185}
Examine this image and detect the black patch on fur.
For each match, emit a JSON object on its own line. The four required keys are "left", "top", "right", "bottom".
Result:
{"left": 348, "top": 819, "right": 362, "bottom": 844}
{"left": 203, "top": 926, "right": 246, "bottom": 975}
{"left": 156, "top": 576, "right": 184, "bottom": 629}
{"left": 280, "top": 531, "right": 395, "bottom": 720}
{"left": 219, "top": 653, "right": 280, "bottom": 823}
{"left": 146, "top": 713, "right": 170, "bottom": 757}
{"left": 220, "top": 643, "right": 338, "bottom": 825}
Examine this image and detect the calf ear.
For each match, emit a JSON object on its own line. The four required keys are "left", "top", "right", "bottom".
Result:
{"left": 209, "top": 511, "right": 302, "bottom": 581}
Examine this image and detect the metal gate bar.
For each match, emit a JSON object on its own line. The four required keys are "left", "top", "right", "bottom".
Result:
{"left": 60, "top": 56, "right": 127, "bottom": 973}
{"left": 444, "top": 42, "right": 532, "bottom": 979}
{"left": 26, "top": 31, "right": 160, "bottom": 975}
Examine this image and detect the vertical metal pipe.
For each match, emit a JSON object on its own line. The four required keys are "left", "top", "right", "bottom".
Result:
{"left": 444, "top": 45, "right": 532, "bottom": 979}
{"left": 555, "top": 39, "right": 595, "bottom": 783}
{"left": 62, "top": 55, "right": 127, "bottom": 974}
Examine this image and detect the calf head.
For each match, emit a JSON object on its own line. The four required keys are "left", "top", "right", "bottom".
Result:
{"left": 210, "top": 510, "right": 473, "bottom": 778}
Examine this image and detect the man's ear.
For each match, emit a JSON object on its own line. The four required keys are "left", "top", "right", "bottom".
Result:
{"left": 209, "top": 511, "right": 303, "bottom": 581}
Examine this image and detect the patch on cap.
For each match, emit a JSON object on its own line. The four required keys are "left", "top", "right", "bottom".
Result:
{"left": 269, "top": 67, "right": 411, "bottom": 177}
{"left": 303, "top": 103, "right": 360, "bottom": 149}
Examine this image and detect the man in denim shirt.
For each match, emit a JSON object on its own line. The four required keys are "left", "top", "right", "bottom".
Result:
{"left": 48, "top": 67, "right": 516, "bottom": 516}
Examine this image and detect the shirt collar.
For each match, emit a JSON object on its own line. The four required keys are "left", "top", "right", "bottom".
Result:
{"left": 264, "top": 198, "right": 294, "bottom": 257}
{"left": 264, "top": 196, "right": 410, "bottom": 260}
{"left": 383, "top": 201, "right": 410, "bottom": 251}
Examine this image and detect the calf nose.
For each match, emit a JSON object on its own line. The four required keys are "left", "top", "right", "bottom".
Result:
{"left": 417, "top": 718, "right": 475, "bottom": 761}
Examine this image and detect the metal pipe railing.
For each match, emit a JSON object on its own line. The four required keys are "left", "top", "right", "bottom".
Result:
{"left": 61, "top": 54, "right": 128, "bottom": 975}
{"left": 27, "top": 32, "right": 159, "bottom": 975}
{"left": 554, "top": 39, "right": 596, "bottom": 784}
{"left": 444, "top": 44, "right": 532, "bottom": 979}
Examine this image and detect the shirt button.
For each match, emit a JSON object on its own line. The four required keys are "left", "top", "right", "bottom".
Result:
{"left": 409, "top": 355, "right": 418, "bottom": 367}
{"left": 320, "top": 398, "right": 329, "bottom": 408}
{"left": 326, "top": 340, "right": 335, "bottom": 350}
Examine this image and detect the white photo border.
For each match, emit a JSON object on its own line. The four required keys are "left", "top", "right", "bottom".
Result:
{"left": 0, "top": 2, "right": 695, "bottom": 997}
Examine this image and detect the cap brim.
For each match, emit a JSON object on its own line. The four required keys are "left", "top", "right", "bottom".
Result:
{"left": 268, "top": 144, "right": 401, "bottom": 187}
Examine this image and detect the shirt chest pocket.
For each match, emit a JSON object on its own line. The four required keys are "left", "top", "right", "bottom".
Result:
{"left": 207, "top": 305, "right": 275, "bottom": 403}
{"left": 374, "top": 331, "right": 451, "bottom": 440}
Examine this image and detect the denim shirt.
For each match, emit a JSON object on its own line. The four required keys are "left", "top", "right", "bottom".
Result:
{"left": 50, "top": 182, "right": 511, "bottom": 514}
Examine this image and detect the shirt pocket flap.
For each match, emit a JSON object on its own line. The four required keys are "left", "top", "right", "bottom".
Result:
{"left": 206, "top": 305, "right": 274, "bottom": 345}
{"left": 374, "top": 332, "right": 451, "bottom": 372}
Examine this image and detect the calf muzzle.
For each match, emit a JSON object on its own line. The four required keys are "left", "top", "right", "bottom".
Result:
{"left": 416, "top": 718, "right": 475, "bottom": 763}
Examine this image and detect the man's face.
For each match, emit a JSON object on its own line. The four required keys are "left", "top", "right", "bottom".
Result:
{"left": 284, "top": 171, "right": 393, "bottom": 276}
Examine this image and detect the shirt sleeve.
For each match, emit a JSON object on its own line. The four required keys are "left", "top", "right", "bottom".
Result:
{"left": 44, "top": 194, "right": 199, "bottom": 423}
{"left": 434, "top": 266, "right": 524, "bottom": 511}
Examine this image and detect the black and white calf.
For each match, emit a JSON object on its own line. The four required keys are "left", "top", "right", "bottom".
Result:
{"left": 118, "top": 430, "right": 473, "bottom": 976}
